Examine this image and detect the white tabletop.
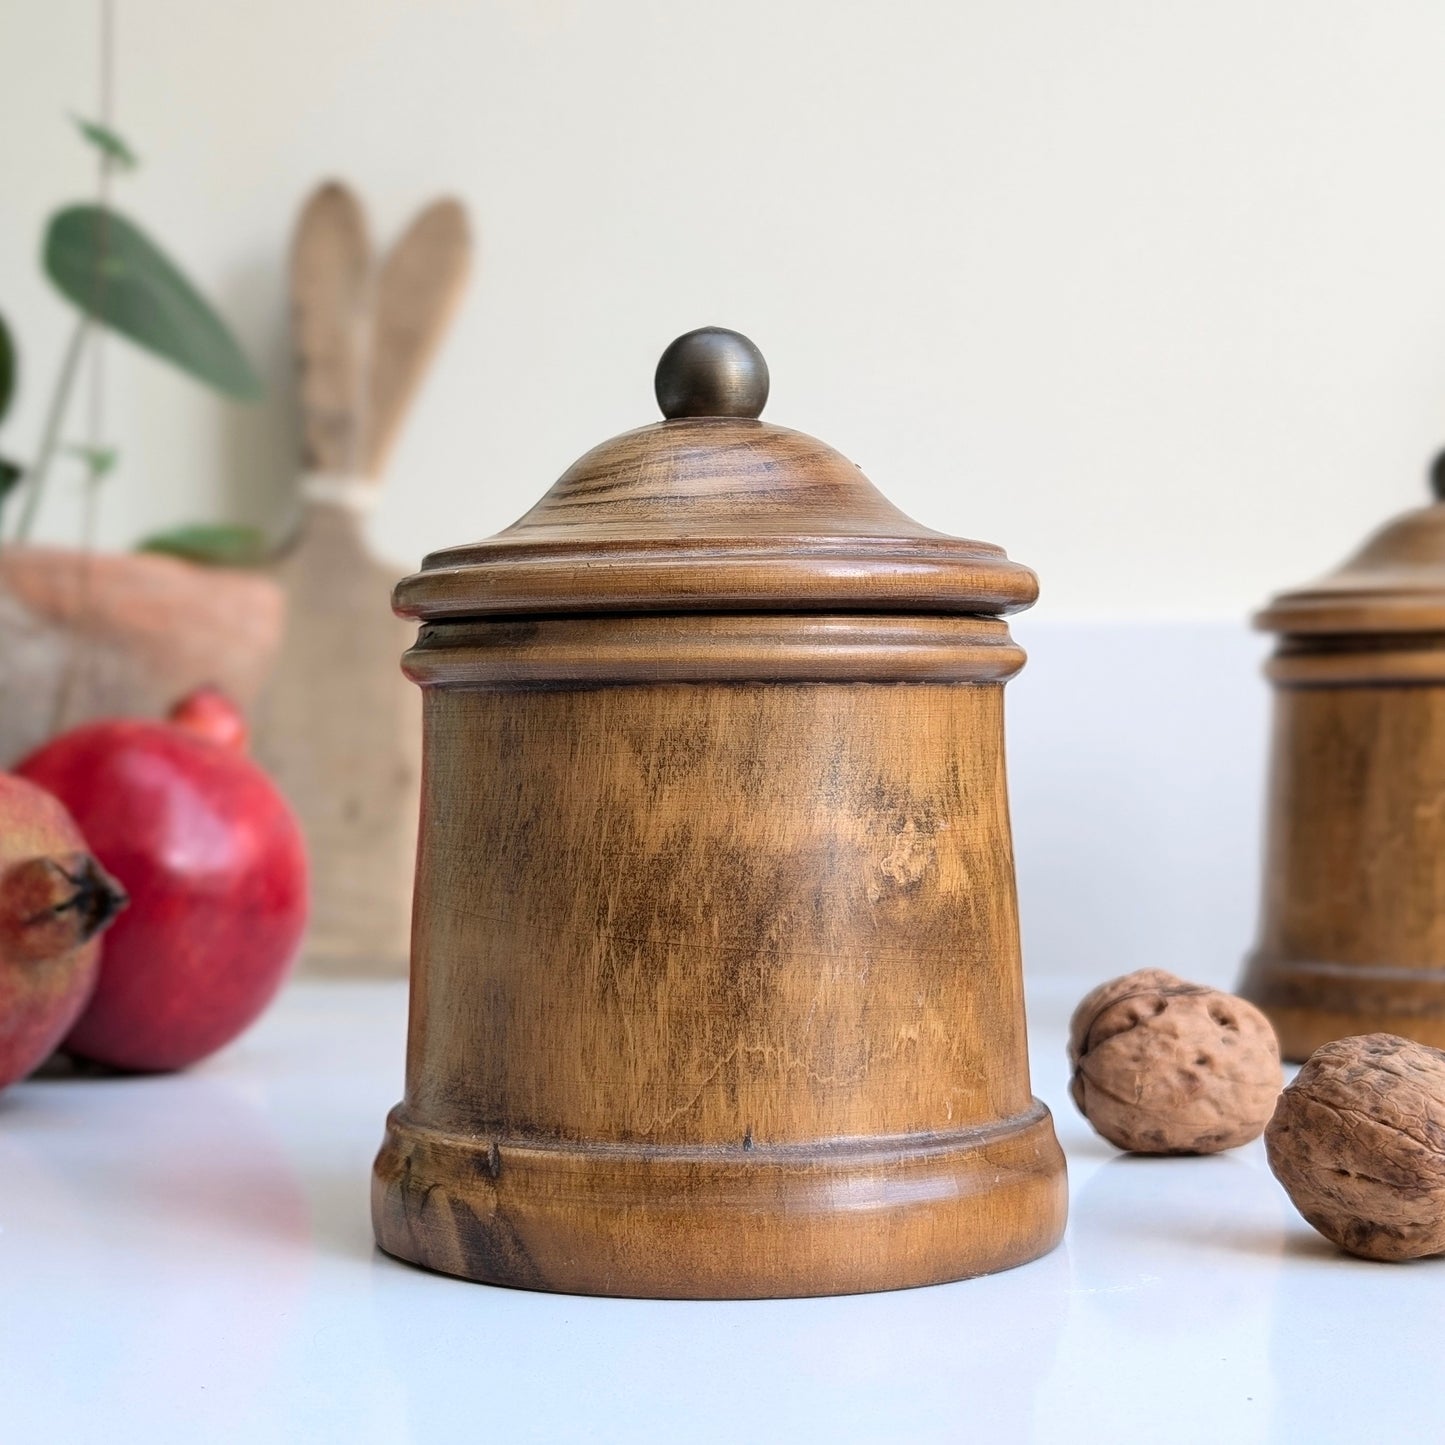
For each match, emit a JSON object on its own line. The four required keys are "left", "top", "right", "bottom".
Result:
{"left": 2, "top": 975, "right": 1437, "bottom": 1444}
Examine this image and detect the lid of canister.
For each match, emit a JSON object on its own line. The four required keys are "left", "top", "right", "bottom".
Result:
{"left": 1259, "top": 457, "right": 1445, "bottom": 636}
{"left": 394, "top": 327, "right": 1037, "bottom": 622}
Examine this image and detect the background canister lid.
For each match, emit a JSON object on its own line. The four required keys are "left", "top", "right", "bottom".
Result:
{"left": 1258, "top": 456, "right": 1445, "bottom": 636}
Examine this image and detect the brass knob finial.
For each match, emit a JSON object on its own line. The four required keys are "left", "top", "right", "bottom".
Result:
{"left": 654, "top": 327, "right": 769, "bottom": 420}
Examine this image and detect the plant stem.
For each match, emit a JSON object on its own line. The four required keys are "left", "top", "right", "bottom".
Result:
{"left": 11, "top": 315, "right": 89, "bottom": 543}
{"left": 15, "top": 0, "right": 116, "bottom": 552}
{"left": 49, "top": 0, "right": 115, "bottom": 736}
{"left": 85, "top": 0, "right": 113, "bottom": 561}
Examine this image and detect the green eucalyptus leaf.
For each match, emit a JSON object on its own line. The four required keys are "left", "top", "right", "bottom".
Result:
{"left": 0, "top": 455, "right": 22, "bottom": 531}
{"left": 44, "top": 205, "right": 263, "bottom": 400}
{"left": 71, "top": 114, "right": 139, "bottom": 170}
{"left": 137, "top": 522, "right": 270, "bottom": 566}
{"left": 0, "top": 313, "right": 14, "bottom": 424}
{"left": 65, "top": 443, "right": 119, "bottom": 479}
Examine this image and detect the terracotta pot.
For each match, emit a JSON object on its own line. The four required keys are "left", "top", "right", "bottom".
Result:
{"left": 0, "top": 546, "right": 285, "bottom": 766}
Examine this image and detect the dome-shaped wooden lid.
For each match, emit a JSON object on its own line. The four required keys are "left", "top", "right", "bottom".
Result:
{"left": 395, "top": 327, "right": 1038, "bottom": 621}
{"left": 1259, "top": 458, "right": 1445, "bottom": 634}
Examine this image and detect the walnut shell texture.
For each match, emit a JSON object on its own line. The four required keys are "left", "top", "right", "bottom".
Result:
{"left": 1265, "top": 1033, "right": 1445, "bottom": 1262}
{"left": 1069, "top": 970, "right": 1283, "bottom": 1154}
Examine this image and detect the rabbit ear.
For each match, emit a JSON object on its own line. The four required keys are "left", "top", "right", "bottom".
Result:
{"left": 366, "top": 197, "right": 472, "bottom": 478}
{"left": 290, "top": 181, "right": 374, "bottom": 476}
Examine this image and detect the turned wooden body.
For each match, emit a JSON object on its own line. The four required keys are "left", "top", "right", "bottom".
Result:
{"left": 372, "top": 330, "right": 1066, "bottom": 1297}
{"left": 1240, "top": 493, "right": 1445, "bottom": 1059}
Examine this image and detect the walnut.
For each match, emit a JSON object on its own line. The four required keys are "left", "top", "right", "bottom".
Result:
{"left": 1068, "top": 969, "right": 1283, "bottom": 1154}
{"left": 1265, "top": 1033, "right": 1445, "bottom": 1261}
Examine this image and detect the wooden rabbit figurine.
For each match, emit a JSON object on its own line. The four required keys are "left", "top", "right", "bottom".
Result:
{"left": 254, "top": 181, "right": 471, "bottom": 976}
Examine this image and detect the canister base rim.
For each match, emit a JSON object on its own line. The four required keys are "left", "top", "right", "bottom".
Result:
{"left": 371, "top": 1103, "right": 1067, "bottom": 1299}
{"left": 1241, "top": 952, "right": 1445, "bottom": 1061}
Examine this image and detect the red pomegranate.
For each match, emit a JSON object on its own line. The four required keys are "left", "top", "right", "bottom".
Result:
{"left": 0, "top": 774, "right": 127, "bottom": 1088}
{"left": 16, "top": 688, "right": 308, "bottom": 1072}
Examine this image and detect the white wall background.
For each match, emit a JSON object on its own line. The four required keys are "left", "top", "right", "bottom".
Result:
{"left": 4, "top": 0, "right": 1445, "bottom": 617}
{"left": 1009, "top": 620, "right": 1270, "bottom": 981}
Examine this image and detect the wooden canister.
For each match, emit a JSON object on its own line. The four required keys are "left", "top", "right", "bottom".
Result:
{"left": 1240, "top": 468, "right": 1445, "bottom": 1060}
{"left": 372, "top": 328, "right": 1067, "bottom": 1298}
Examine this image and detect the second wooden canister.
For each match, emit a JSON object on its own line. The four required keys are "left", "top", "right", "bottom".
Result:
{"left": 1241, "top": 466, "right": 1445, "bottom": 1059}
{"left": 371, "top": 327, "right": 1067, "bottom": 1297}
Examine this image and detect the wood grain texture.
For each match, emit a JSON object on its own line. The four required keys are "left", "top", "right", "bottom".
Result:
{"left": 268, "top": 186, "right": 471, "bottom": 976}
{"left": 374, "top": 1106, "right": 1064, "bottom": 1298}
{"left": 1255, "top": 501, "right": 1445, "bottom": 635}
{"left": 289, "top": 182, "right": 371, "bottom": 475}
{"left": 365, "top": 198, "right": 470, "bottom": 477}
{"left": 372, "top": 669, "right": 1066, "bottom": 1297}
{"left": 402, "top": 613, "right": 1026, "bottom": 686}
{"left": 1241, "top": 497, "right": 1445, "bottom": 1059}
{"left": 1241, "top": 682, "right": 1445, "bottom": 1058}
{"left": 399, "top": 419, "right": 1038, "bottom": 620}
{"left": 254, "top": 505, "right": 419, "bottom": 976}
{"left": 377, "top": 346, "right": 1059, "bottom": 1295}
